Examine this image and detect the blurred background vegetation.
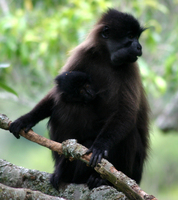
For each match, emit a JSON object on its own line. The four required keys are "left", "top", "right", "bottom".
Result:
{"left": 0, "top": 0, "right": 178, "bottom": 199}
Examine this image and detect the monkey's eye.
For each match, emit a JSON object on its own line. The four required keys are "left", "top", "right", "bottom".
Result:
{"left": 128, "top": 34, "right": 134, "bottom": 39}
{"left": 80, "top": 89, "right": 84, "bottom": 94}
{"left": 102, "top": 26, "right": 109, "bottom": 39}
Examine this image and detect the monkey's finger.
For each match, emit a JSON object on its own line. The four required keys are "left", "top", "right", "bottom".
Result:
{"left": 96, "top": 178, "right": 104, "bottom": 187}
{"left": 9, "top": 125, "right": 20, "bottom": 139}
{"left": 87, "top": 175, "right": 94, "bottom": 189}
{"left": 24, "top": 127, "right": 31, "bottom": 133}
{"left": 89, "top": 150, "right": 98, "bottom": 166}
{"left": 97, "top": 153, "right": 102, "bottom": 164}
{"left": 91, "top": 154, "right": 98, "bottom": 167}
{"left": 9, "top": 124, "right": 18, "bottom": 133}
{"left": 15, "top": 134, "right": 20, "bottom": 139}
{"left": 13, "top": 132, "right": 20, "bottom": 139}
{"left": 89, "top": 154, "right": 95, "bottom": 166}
{"left": 104, "top": 150, "right": 108, "bottom": 158}
{"left": 92, "top": 177, "right": 99, "bottom": 189}
{"left": 85, "top": 149, "right": 92, "bottom": 155}
{"left": 24, "top": 123, "right": 34, "bottom": 133}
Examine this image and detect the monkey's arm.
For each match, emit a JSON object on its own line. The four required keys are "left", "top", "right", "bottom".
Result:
{"left": 87, "top": 100, "right": 137, "bottom": 167}
{"left": 9, "top": 90, "right": 55, "bottom": 139}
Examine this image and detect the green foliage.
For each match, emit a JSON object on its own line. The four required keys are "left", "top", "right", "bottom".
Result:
{"left": 139, "top": 58, "right": 167, "bottom": 95}
{"left": 0, "top": 82, "right": 18, "bottom": 96}
{"left": 0, "top": 0, "right": 178, "bottom": 98}
{"left": 0, "top": 64, "right": 18, "bottom": 95}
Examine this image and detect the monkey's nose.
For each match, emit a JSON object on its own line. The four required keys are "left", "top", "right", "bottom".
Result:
{"left": 137, "top": 44, "right": 142, "bottom": 56}
{"left": 137, "top": 44, "right": 142, "bottom": 51}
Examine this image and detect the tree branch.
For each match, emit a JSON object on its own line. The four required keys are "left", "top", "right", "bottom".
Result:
{"left": 0, "top": 113, "right": 158, "bottom": 200}
{"left": 0, "top": 159, "right": 125, "bottom": 200}
{"left": 0, "top": 183, "right": 66, "bottom": 200}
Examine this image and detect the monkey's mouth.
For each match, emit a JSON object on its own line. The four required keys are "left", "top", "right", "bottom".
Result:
{"left": 131, "top": 51, "right": 142, "bottom": 61}
{"left": 133, "top": 57, "right": 138, "bottom": 62}
{"left": 129, "top": 55, "right": 138, "bottom": 63}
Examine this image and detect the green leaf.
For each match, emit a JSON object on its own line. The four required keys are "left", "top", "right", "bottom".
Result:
{"left": 0, "top": 82, "right": 18, "bottom": 96}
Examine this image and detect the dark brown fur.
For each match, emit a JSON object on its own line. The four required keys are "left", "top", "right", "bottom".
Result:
{"left": 9, "top": 9, "right": 150, "bottom": 189}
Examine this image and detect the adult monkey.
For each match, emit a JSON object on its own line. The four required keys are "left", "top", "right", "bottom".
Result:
{"left": 10, "top": 9, "right": 150, "bottom": 190}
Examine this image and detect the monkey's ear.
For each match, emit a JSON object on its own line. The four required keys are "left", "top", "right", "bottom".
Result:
{"left": 140, "top": 27, "right": 148, "bottom": 34}
{"left": 101, "top": 26, "right": 109, "bottom": 39}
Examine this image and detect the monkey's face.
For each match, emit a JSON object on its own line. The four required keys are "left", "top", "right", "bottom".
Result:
{"left": 105, "top": 31, "right": 143, "bottom": 65}
{"left": 100, "top": 10, "right": 145, "bottom": 66}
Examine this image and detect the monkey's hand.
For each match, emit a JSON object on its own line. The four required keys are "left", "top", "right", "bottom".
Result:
{"left": 87, "top": 172, "right": 108, "bottom": 189}
{"left": 86, "top": 142, "right": 109, "bottom": 167}
{"left": 9, "top": 114, "right": 36, "bottom": 139}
